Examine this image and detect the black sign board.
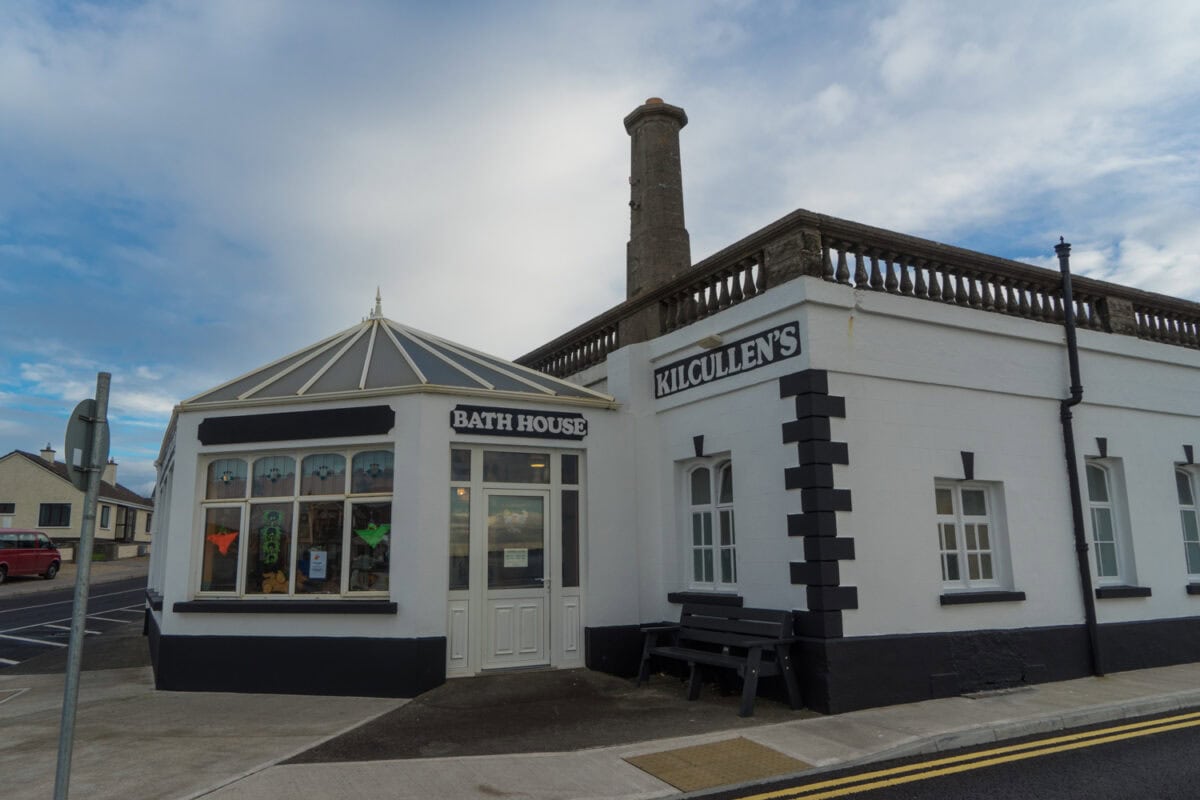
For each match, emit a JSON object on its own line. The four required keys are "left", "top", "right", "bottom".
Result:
{"left": 450, "top": 405, "right": 588, "bottom": 440}
{"left": 654, "top": 321, "right": 801, "bottom": 399}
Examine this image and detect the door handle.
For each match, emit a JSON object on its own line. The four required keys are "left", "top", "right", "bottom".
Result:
{"left": 533, "top": 577, "right": 553, "bottom": 587}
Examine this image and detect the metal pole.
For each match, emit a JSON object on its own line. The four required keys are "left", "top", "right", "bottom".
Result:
{"left": 53, "top": 372, "right": 110, "bottom": 800}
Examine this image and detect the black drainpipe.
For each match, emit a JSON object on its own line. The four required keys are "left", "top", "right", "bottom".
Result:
{"left": 1056, "top": 237, "right": 1103, "bottom": 677}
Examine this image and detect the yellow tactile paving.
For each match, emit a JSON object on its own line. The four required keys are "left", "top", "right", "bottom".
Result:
{"left": 625, "top": 736, "right": 811, "bottom": 792}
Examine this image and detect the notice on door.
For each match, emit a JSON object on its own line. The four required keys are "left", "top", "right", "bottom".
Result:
{"left": 503, "top": 548, "right": 529, "bottom": 568}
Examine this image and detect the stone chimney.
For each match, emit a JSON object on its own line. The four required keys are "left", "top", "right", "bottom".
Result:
{"left": 103, "top": 458, "right": 118, "bottom": 486}
{"left": 40, "top": 443, "right": 56, "bottom": 463}
{"left": 623, "top": 99, "right": 692, "bottom": 344}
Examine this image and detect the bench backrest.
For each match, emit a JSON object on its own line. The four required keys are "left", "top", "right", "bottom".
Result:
{"left": 677, "top": 604, "right": 793, "bottom": 645}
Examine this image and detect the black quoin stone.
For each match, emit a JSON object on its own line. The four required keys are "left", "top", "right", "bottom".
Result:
{"left": 788, "top": 512, "right": 838, "bottom": 537}
{"left": 785, "top": 463, "right": 835, "bottom": 490}
{"left": 791, "top": 560, "right": 840, "bottom": 586}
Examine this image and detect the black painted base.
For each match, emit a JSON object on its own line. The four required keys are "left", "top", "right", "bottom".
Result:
{"left": 146, "top": 614, "right": 445, "bottom": 697}
{"left": 585, "top": 616, "right": 1200, "bottom": 715}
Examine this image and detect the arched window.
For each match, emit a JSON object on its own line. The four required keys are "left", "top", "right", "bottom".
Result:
{"left": 1177, "top": 468, "right": 1200, "bottom": 577}
{"left": 688, "top": 460, "right": 736, "bottom": 588}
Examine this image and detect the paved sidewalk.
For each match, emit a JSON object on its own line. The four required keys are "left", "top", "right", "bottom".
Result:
{"left": 0, "top": 555, "right": 149, "bottom": 598}
{"left": 199, "top": 663, "right": 1200, "bottom": 800}
{"left": 0, "top": 659, "right": 1173, "bottom": 800}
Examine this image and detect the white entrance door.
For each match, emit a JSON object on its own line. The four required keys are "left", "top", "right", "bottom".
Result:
{"left": 483, "top": 490, "right": 550, "bottom": 669}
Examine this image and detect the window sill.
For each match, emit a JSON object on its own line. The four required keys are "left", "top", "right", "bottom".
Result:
{"left": 145, "top": 589, "right": 163, "bottom": 611}
{"left": 940, "top": 590, "right": 1026, "bottom": 606}
{"left": 1187, "top": 584, "right": 1200, "bottom": 596}
{"left": 667, "top": 591, "right": 743, "bottom": 607}
{"left": 1095, "top": 585, "right": 1152, "bottom": 599}
{"left": 173, "top": 599, "right": 397, "bottom": 614}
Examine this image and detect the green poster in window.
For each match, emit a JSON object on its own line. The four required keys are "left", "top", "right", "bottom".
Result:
{"left": 259, "top": 509, "right": 284, "bottom": 567}
{"left": 355, "top": 522, "right": 390, "bottom": 548}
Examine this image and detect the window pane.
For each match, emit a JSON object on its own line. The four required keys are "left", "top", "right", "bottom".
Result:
{"left": 351, "top": 450, "right": 394, "bottom": 493}
{"left": 1183, "top": 510, "right": 1199, "bottom": 543}
{"left": 965, "top": 524, "right": 977, "bottom": 550}
{"left": 482, "top": 452, "right": 550, "bottom": 484}
{"left": 703, "top": 550, "right": 713, "bottom": 583}
{"left": 301, "top": 454, "right": 346, "bottom": 495}
{"left": 977, "top": 524, "right": 990, "bottom": 550}
{"left": 449, "top": 488, "right": 470, "bottom": 590}
{"left": 252, "top": 456, "right": 295, "bottom": 497}
{"left": 1097, "top": 542, "right": 1119, "bottom": 577}
{"left": 349, "top": 502, "right": 390, "bottom": 592}
{"left": 945, "top": 554, "right": 960, "bottom": 581}
{"left": 1178, "top": 470, "right": 1195, "bottom": 506}
{"left": 703, "top": 513, "right": 713, "bottom": 546}
{"left": 244, "top": 503, "right": 292, "bottom": 595}
{"left": 693, "top": 550, "right": 704, "bottom": 583}
{"left": 692, "top": 514, "right": 704, "bottom": 546}
{"left": 719, "top": 509, "right": 735, "bottom": 546}
{"left": 1086, "top": 465, "right": 1109, "bottom": 503}
{"left": 691, "top": 468, "right": 711, "bottom": 506}
{"left": 720, "top": 549, "right": 735, "bottom": 584}
{"left": 1187, "top": 541, "right": 1200, "bottom": 576}
{"left": 718, "top": 464, "right": 733, "bottom": 505}
{"left": 980, "top": 553, "right": 993, "bottom": 579}
{"left": 201, "top": 507, "right": 241, "bottom": 592}
{"left": 561, "top": 454, "right": 579, "bottom": 485}
{"left": 207, "top": 459, "right": 247, "bottom": 500}
{"left": 940, "top": 523, "right": 956, "bottom": 550}
{"left": 561, "top": 490, "right": 580, "bottom": 588}
{"left": 296, "top": 501, "right": 344, "bottom": 594}
{"left": 968, "top": 553, "right": 980, "bottom": 580}
{"left": 1091, "top": 508, "right": 1115, "bottom": 542}
{"left": 962, "top": 489, "right": 986, "bottom": 516}
{"left": 450, "top": 449, "right": 471, "bottom": 482}
{"left": 935, "top": 488, "right": 953, "bottom": 515}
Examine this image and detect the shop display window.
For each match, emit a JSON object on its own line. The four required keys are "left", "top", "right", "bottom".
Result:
{"left": 197, "top": 446, "right": 392, "bottom": 598}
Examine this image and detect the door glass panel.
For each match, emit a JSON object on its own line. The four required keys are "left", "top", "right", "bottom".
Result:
{"left": 487, "top": 494, "right": 545, "bottom": 589}
{"left": 449, "top": 488, "right": 471, "bottom": 590}
{"left": 561, "top": 490, "right": 580, "bottom": 588}
{"left": 482, "top": 452, "right": 550, "bottom": 484}
{"left": 561, "top": 454, "right": 579, "bottom": 485}
{"left": 297, "top": 501, "right": 343, "bottom": 594}
{"left": 450, "top": 449, "right": 471, "bottom": 482}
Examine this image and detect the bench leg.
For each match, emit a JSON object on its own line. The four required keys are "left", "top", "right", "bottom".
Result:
{"left": 739, "top": 648, "right": 764, "bottom": 717}
{"left": 686, "top": 662, "right": 703, "bottom": 701}
{"left": 636, "top": 635, "right": 655, "bottom": 686}
{"left": 777, "top": 644, "right": 803, "bottom": 710}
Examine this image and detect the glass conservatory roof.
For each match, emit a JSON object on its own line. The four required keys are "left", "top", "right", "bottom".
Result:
{"left": 182, "top": 297, "right": 612, "bottom": 408}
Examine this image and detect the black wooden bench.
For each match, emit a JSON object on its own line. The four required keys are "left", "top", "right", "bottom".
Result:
{"left": 636, "top": 603, "right": 801, "bottom": 717}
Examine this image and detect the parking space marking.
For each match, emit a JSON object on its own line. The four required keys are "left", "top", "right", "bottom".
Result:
{"left": 87, "top": 615, "right": 133, "bottom": 623}
{"left": 0, "top": 633, "right": 67, "bottom": 647}
{"left": 43, "top": 623, "right": 100, "bottom": 635}
{"left": 0, "top": 586, "right": 145, "bottom": 615}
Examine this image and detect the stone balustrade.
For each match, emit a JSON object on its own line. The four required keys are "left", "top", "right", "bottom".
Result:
{"left": 518, "top": 210, "right": 1200, "bottom": 378}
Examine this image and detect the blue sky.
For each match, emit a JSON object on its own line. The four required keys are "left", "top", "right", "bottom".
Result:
{"left": 2, "top": 0, "right": 1198, "bottom": 496}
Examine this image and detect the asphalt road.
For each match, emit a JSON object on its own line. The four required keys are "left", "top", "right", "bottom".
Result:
{"left": 0, "top": 576, "right": 147, "bottom": 669}
{"left": 700, "top": 708, "right": 1200, "bottom": 800}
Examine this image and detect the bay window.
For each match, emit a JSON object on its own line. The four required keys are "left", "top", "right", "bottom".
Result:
{"left": 198, "top": 447, "right": 392, "bottom": 597}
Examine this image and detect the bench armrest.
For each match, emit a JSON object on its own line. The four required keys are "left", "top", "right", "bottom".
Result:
{"left": 640, "top": 624, "right": 680, "bottom": 634}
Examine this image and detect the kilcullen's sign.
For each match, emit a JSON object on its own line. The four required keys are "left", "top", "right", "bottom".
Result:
{"left": 654, "top": 321, "right": 801, "bottom": 399}
{"left": 450, "top": 405, "right": 588, "bottom": 440}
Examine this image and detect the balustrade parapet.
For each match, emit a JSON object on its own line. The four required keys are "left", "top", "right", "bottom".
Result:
{"left": 517, "top": 209, "right": 1200, "bottom": 377}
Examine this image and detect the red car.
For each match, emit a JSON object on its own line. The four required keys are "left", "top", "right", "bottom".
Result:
{"left": 0, "top": 529, "right": 63, "bottom": 583}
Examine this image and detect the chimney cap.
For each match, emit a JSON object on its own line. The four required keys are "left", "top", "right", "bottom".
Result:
{"left": 624, "top": 98, "right": 687, "bottom": 133}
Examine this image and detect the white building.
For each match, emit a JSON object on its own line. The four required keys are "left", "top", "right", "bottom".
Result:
{"left": 147, "top": 100, "right": 1200, "bottom": 713}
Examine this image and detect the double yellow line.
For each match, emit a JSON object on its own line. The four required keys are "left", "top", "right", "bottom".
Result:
{"left": 738, "top": 709, "right": 1200, "bottom": 800}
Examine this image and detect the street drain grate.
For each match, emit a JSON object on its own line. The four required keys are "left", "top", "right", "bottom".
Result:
{"left": 625, "top": 736, "right": 810, "bottom": 792}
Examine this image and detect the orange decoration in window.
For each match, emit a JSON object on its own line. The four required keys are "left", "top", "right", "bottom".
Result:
{"left": 206, "top": 531, "right": 239, "bottom": 555}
